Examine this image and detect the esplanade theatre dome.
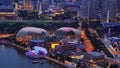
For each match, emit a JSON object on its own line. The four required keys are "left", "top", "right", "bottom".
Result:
{"left": 16, "top": 27, "right": 49, "bottom": 42}
{"left": 55, "top": 27, "right": 81, "bottom": 39}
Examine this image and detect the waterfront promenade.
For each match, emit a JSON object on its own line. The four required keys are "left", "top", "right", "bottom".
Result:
{"left": 44, "top": 56, "right": 76, "bottom": 68}
{"left": 0, "top": 39, "right": 75, "bottom": 68}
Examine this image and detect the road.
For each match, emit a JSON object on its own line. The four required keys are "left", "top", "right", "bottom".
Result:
{"left": 0, "top": 34, "right": 14, "bottom": 39}
{"left": 83, "top": 25, "right": 120, "bottom": 65}
{"left": 0, "top": 20, "right": 65, "bottom": 23}
{"left": 81, "top": 30, "right": 94, "bottom": 52}
{"left": 102, "top": 38, "right": 120, "bottom": 65}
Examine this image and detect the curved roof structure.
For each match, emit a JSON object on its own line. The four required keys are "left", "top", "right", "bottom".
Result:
{"left": 34, "top": 46, "right": 48, "bottom": 56}
{"left": 17, "top": 27, "right": 49, "bottom": 36}
{"left": 16, "top": 27, "right": 49, "bottom": 40}
{"left": 25, "top": 50, "right": 39, "bottom": 58}
{"left": 55, "top": 27, "right": 81, "bottom": 37}
{"left": 25, "top": 46, "right": 48, "bottom": 58}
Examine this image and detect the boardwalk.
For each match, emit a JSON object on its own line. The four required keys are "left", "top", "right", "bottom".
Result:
{"left": 44, "top": 56, "right": 76, "bottom": 68}
{"left": 0, "top": 40, "right": 29, "bottom": 52}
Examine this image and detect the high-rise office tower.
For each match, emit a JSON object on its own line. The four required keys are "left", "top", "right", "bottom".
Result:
{"left": 103, "top": 0, "right": 117, "bottom": 21}
{"left": 81, "top": 0, "right": 88, "bottom": 20}
{"left": 88, "top": 0, "right": 102, "bottom": 19}
{"left": 117, "top": 0, "right": 120, "bottom": 12}
{"left": 81, "top": 0, "right": 101, "bottom": 20}
{"left": 81, "top": 0, "right": 117, "bottom": 21}
{"left": 81, "top": 0, "right": 97, "bottom": 20}
{"left": 48, "top": 0, "right": 54, "bottom": 5}
{"left": 23, "top": 0, "right": 33, "bottom": 10}
{"left": 116, "top": 0, "right": 120, "bottom": 18}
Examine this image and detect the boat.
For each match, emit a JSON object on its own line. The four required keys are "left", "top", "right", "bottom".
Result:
{"left": 32, "top": 60, "right": 39, "bottom": 64}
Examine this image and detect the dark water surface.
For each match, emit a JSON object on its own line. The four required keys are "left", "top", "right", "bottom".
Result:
{"left": 0, "top": 45, "right": 60, "bottom": 68}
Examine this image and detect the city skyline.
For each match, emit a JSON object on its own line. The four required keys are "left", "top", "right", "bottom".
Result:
{"left": 0, "top": 0, "right": 120, "bottom": 68}
{"left": 0, "top": 0, "right": 120, "bottom": 21}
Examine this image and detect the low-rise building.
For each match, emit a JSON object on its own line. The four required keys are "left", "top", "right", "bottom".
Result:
{"left": 81, "top": 51, "right": 105, "bottom": 67}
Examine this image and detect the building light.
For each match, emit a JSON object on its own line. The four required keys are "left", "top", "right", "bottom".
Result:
{"left": 90, "top": 59, "right": 93, "bottom": 63}
{"left": 17, "top": 37, "right": 22, "bottom": 42}
{"left": 51, "top": 43, "right": 59, "bottom": 49}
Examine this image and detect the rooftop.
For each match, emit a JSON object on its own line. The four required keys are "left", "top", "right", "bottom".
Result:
{"left": 62, "top": 2, "right": 81, "bottom": 8}
{"left": 102, "top": 22, "right": 120, "bottom": 28}
{"left": 29, "top": 39, "right": 44, "bottom": 43}
{"left": 88, "top": 52, "right": 104, "bottom": 57}
{"left": 0, "top": 6, "right": 14, "bottom": 12}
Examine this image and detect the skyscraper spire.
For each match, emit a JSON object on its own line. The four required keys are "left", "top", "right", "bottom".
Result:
{"left": 106, "top": 10, "right": 110, "bottom": 23}
{"left": 38, "top": 2, "right": 42, "bottom": 15}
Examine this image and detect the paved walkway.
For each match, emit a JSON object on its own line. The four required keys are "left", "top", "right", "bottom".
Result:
{"left": 45, "top": 57, "right": 76, "bottom": 68}
{"left": 64, "top": 61, "right": 76, "bottom": 68}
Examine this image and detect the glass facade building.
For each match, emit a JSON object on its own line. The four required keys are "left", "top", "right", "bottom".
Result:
{"left": 16, "top": 27, "right": 50, "bottom": 43}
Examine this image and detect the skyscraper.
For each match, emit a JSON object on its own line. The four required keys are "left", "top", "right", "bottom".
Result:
{"left": 23, "top": 0, "right": 33, "bottom": 10}
{"left": 117, "top": 0, "right": 120, "bottom": 12}
{"left": 89, "top": 0, "right": 100, "bottom": 19}
{"left": 24, "top": 0, "right": 31, "bottom": 6}
{"left": 116, "top": 0, "right": 120, "bottom": 18}
{"left": 81, "top": 0, "right": 102, "bottom": 20}
{"left": 81, "top": 0, "right": 117, "bottom": 21}
{"left": 81, "top": 0, "right": 88, "bottom": 20}
{"left": 103, "top": 0, "right": 117, "bottom": 21}
{"left": 106, "top": 0, "right": 117, "bottom": 21}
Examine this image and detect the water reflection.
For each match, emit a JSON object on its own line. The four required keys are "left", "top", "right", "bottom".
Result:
{"left": 2, "top": 45, "right": 5, "bottom": 48}
{"left": 0, "top": 45, "right": 60, "bottom": 68}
